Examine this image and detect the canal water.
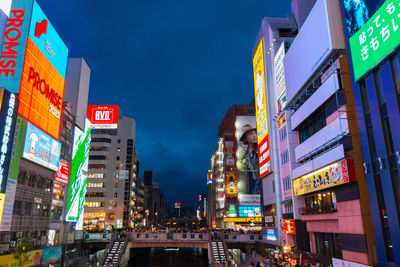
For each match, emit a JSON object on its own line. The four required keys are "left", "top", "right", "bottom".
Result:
{"left": 129, "top": 247, "right": 209, "bottom": 267}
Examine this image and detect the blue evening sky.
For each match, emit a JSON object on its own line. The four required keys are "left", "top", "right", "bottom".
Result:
{"left": 38, "top": 0, "right": 291, "bottom": 208}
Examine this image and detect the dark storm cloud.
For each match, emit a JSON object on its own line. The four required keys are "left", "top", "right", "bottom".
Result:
{"left": 38, "top": 0, "right": 291, "bottom": 207}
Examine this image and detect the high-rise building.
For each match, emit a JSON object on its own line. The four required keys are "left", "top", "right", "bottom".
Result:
{"left": 252, "top": 15, "right": 298, "bottom": 247}
{"left": 338, "top": 0, "right": 400, "bottom": 265}
{"left": 280, "top": 0, "right": 375, "bottom": 265}
{"left": 84, "top": 111, "right": 137, "bottom": 231}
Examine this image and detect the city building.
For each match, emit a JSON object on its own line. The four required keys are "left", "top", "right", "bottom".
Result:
{"left": 252, "top": 14, "right": 298, "bottom": 248}
{"left": 210, "top": 103, "right": 262, "bottom": 230}
{"left": 84, "top": 109, "right": 137, "bottom": 231}
{"left": 0, "top": 1, "right": 69, "bottom": 263}
{"left": 197, "top": 193, "right": 207, "bottom": 227}
{"left": 338, "top": 0, "right": 400, "bottom": 265}
{"left": 282, "top": 0, "right": 375, "bottom": 265}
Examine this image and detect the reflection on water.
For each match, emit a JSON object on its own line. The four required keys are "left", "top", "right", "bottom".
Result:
{"left": 129, "top": 247, "right": 209, "bottom": 267}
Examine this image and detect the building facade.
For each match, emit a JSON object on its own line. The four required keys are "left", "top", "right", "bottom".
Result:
{"left": 84, "top": 114, "right": 137, "bottom": 231}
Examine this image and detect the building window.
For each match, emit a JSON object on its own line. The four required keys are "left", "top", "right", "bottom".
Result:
{"left": 281, "top": 151, "right": 289, "bottom": 165}
{"left": 18, "top": 170, "right": 27, "bottom": 185}
{"left": 115, "top": 183, "right": 119, "bottom": 188}
{"left": 91, "top": 138, "right": 111, "bottom": 143}
{"left": 114, "top": 193, "right": 118, "bottom": 198}
{"left": 90, "top": 146, "right": 109, "bottom": 151}
{"left": 117, "top": 148, "right": 121, "bottom": 152}
{"left": 87, "top": 173, "right": 104, "bottom": 179}
{"left": 89, "top": 155, "right": 107, "bottom": 160}
{"left": 302, "top": 191, "right": 337, "bottom": 214}
{"left": 87, "top": 183, "right": 104, "bottom": 188}
{"left": 315, "top": 232, "right": 342, "bottom": 259}
{"left": 283, "top": 176, "right": 291, "bottom": 191}
{"left": 27, "top": 173, "right": 36, "bottom": 188}
{"left": 84, "top": 202, "right": 104, "bottom": 208}
{"left": 23, "top": 203, "right": 32, "bottom": 216}
{"left": 45, "top": 179, "right": 53, "bottom": 192}
{"left": 89, "top": 164, "right": 106, "bottom": 170}
{"left": 36, "top": 176, "right": 45, "bottom": 190}
{"left": 86, "top": 192, "right": 105, "bottom": 198}
{"left": 116, "top": 156, "right": 120, "bottom": 161}
{"left": 279, "top": 125, "right": 287, "bottom": 141}
{"left": 13, "top": 201, "right": 22, "bottom": 215}
{"left": 117, "top": 139, "right": 121, "bottom": 144}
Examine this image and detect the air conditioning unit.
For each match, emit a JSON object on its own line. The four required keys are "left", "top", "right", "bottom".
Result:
{"left": 16, "top": 232, "right": 23, "bottom": 238}
{"left": 0, "top": 245, "right": 3, "bottom": 253}
{"left": 4, "top": 235, "right": 10, "bottom": 243}
{"left": 17, "top": 239, "right": 21, "bottom": 245}
{"left": 3, "top": 244, "right": 10, "bottom": 252}
{"left": 10, "top": 241, "right": 16, "bottom": 247}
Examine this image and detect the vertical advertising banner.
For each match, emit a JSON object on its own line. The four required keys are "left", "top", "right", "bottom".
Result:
{"left": 0, "top": 90, "right": 19, "bottom": 193}
{"left": 66, "top": 120, "right": 91, "bottom": 230}
{"left": 0, "top": 116, "right": 26, "bottom": 231}
{"left": 0, "top": 0, "right": 34, "bottom": 93}
{"left": 253, "top": 38, "right": 271, "bottom": 178}
{"left": 273, "top": 42, "right": 287, "bottom": 111}
{"left": 342, "top": 0, "right": 399, "bottom": 81}
{"left": 0, "top": 0, "right": 68, "bottom": 139}
{"left": 235, "top": 115, "right": 261, "bottom": 195}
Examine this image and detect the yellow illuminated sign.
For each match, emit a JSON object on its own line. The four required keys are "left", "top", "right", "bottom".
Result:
{"left": 293, "top": 159, "right": 352, "bottom": 196}
{"left": 253, "top": 38, "right": 271, "bottom": 177}
{"left": 223, "top": 217, "right": 262, "bottom": 223}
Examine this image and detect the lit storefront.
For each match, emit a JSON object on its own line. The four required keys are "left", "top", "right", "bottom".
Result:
{"left": 83, "top": 212, "right": 106, "bottom": 231}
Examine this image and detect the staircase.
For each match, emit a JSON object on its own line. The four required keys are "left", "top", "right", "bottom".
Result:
{"left": 209, "top": 240, "right": 227, "bottom": 266}
{"left": 102, "top": 238, "right": 127, "bottom": 267}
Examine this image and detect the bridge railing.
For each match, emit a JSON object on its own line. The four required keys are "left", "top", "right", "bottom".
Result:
{"left": 130, "top": 232, "right": 210, "bottom": 242}
{"left": 221, "top": 233, "right": 263, "bottom": 242}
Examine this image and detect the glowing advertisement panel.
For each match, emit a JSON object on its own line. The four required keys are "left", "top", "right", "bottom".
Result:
{"left": 343, "top": 0, "right": 398, "bottom": 81}
{"left": 22, "top": 122, "right": 61, "bottom": 171}
{"left": 293, "top": 159, "right": 354, "bottom": 196}
{"left": 238, "top": 206, "right": 262, "bottom": 217}
{"left": 55, "top": 161, "right": 70, "bottom": 184}
{"left": 87, "top": 105, "right": 119, "bottom": 129}
{"left": 28, "top": 1, "right": 68, "bottom": 78}
{"left": 0, "top": 117, "right": 26, "bottom": 231}
{"left": 0, "top": 90, "right": 19, "bottom": 193}
{"left": 253, "top": 38, "right": 271, "bottom": 178}
{"left": 18, "top": 38, "right": 65, "bottom": 140}
{"left": 236, "top": 115, "right": 261, "bottom": 195}
{"left": 66, "top": 120, "right": 91, "bottom": 231}
{"left": 273, "top": 42, "right": 287, "bottom": 110}
{"left": 0, "top": 0, "right": 34, "bottom": 93}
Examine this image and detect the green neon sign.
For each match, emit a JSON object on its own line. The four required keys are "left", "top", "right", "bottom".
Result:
{"left": 349, "top": 0, "right": 400, "bottom": 81}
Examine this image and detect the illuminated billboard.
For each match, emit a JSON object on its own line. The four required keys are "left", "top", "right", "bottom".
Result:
{"left": 0, "top": 0, "right": 68, "bottom": 94}
{"left": 55, "top": 161, "right": 70, "bottom": 184}
{"left": 87, "top": 105, "right": 119, "bottom": 129}
{"left": 253, "top": 38, "right": 271, "bottom": 178}
{"left": 293, "top": 159, "right": 354, "bottom": 197}
{"left": 342, "top": 0, "right": 398, "bottom": 81}
{"left": 0, "top": 90, "right": 19, "bottom": 193}
{"left": 273, "top": 42, "right": 287, "bottom": 110}
{"left": 235, "top": 115, "right": 261, "bottom": 195}
{"left": 238, "top": 206, "right": 261, "bottom": 217}
{"left": 0, "top": 117, "right": 26, "bottom": 231}
{"left": 17, "top": 37, "right": 65, "bottom": 140}
{"left": 66, "top": 120, "right": 91, "bottom": 230}
{"left": 22, "top": 122, "right": 61, "bottom": 171}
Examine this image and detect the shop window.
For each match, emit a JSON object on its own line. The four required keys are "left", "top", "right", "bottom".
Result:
{"left": 13, "top": 201, "right": 22, "bottom": 215}
{"left": 23, "top": 203, "right": 32, "bottom": 216}
{"left": 315, "top": 232, "right": 342, "bottom": 259}
{"left": 18, "top": 170, "right": 27, "bottom": 185}
{"left": 32, "top": 204, "right": 41, "bottom": 216}
{"left": 302, "top": 191, "right": 337, "bottom": 214}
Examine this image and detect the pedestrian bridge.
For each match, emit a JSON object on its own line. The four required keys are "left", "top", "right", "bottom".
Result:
{"left": 128, "top": 232, "right": 264, "bottom": 249}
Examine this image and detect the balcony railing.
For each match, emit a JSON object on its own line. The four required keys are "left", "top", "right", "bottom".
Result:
{"left": 299, "top": 204, "right": 337, "bottom": 215}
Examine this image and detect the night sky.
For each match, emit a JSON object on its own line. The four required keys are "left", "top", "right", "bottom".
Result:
{"left": 37, "top": 0, "right": 291, "bottom": 208}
